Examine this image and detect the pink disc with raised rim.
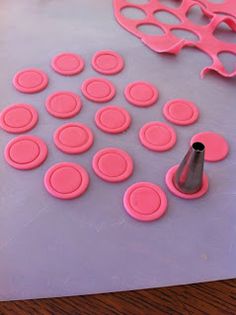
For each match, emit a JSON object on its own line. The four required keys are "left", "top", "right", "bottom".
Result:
{"left": 165, "top": 165, "right": 209, "bottom": 199}
{"left": 51, "top": 52, "right": 84, "bottom": 76}
{"left": 92, "top": 147, "right": 133, "bottom": 182}
{"left": 13, "top": 68, "right": 48, "bottom": 93}
{"left": 95, "top": 106, "right": 131, "bottom": 134}
{"left": 54, "top": 122, "right": 94, "bottom": 154}
{"left": 163, "top": 99, "right": 199, "bottom": 126}
{"left": 81, "top": 77, "right": 116, "bottom": 103}
{"left": 139, "top": 121, "right": 176, "bottom": 152}
{"left": 0, "top": 103, "right": 38, "bottom": 133}
{"left": 190, "top": 131, "right": 229, "bottom": 162}
{"left": 124, "top": 81, "right": 158, "bottom": 107}
{"left": 123, "top": 182, "right": 168, "bottom": 222}
{"left": 92, "top": 50, "right": 124, "bottom": 75}
{"left": 4, "top": 135, "right": 48, "bottom": 170}
{"left": 44, "top": 162, "right": 89, "bottom": 200}
{"left": 45, "top": 91, "right": 82, "bottom": 119}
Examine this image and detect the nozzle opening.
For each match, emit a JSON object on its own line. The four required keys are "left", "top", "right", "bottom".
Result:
{"left": 192, "top": 142, "right": 205, "bottom": 152}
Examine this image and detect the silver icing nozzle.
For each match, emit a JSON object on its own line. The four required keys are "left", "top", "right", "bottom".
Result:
{"left": 174, "top": 142, "right": 205, "bottom": 194}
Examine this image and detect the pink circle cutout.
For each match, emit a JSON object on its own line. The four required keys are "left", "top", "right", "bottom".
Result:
{"left": 51, "top": 53, "right": 84, "bottom": 76}
{"left": 123, "top": 182, "right": 167, "bottom": 221}
{"left": 45, "top": 91, "right": 82, "bottom": 119}
{"left": 165, "top": 165, "right": 209, "bottom": 199}
{"left": 92, "top": 148, "right": 133, "bottom": 182}
{"left": 92, "top": 50, "right": 124, "bottom": 75}
{"left": 81, "top": 77, "right": 116, "bottom": 103}
{"left": 54, "top": 122, "right": 94, "bottom": 154}
{"left": 0, "top": 103, "right": 38, "bottom": 133}
{"left": 95, "top": 106, "right": 131, "bottom": 134}
{"left": 13, "top": 68, "right": 48, "bottom": 93}
{"left": 139, "top": 121, "right": 176, "bottom": 152}
{"left": 44, "top": 162, "right": 89, "bottom": 200}
{"left": 163, "top": 99, "right": 199, "bottom": 126}
{"left": 4, "top": 135, "right": 48, "bottom": 170}
{"left": 124, "top": 81, "right": 158, "bottom": 107}
{"left": 190, "top": 131, "right": 229, "bottom": 162}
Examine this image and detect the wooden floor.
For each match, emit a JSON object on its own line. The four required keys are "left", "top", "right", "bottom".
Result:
{"left": 0, "top": 279, "right": 236, "bottom": 314}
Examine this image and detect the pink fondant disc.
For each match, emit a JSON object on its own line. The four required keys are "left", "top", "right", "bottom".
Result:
{"left": 44, "top": 162, "right": 89, "bottom": 199}
{"left": 191, "top": 131, "right": 229, "bottom": 162}
{"left": 124, "top": 81, "right": 158, "bottom": 107}
{"left": 163, "top": 99, "right": 199, "bottom": 126}
{"left": 54, "top": 122, "right": 94, "bottom": 154}
{"left": 139, "top": 121, "right": 176, "bottom": 152}
{"left": 0, "top": 103, "right": 38, "bottom": 133}
{"left": 45, "top": 91, "right": 82, "bottom": 119}
{"left": 81, "top": 77, "right": 116, "bottom": 103}
{"left": 4, "top": 135, "right": 48, "bottom": 170}
{"left": 13, "top": 68, "right": 48, "bottom": 93}
{"left": 123, "top": 182, "right": 168, "bottom": 222}
{"left": 92, "top": 147, "right": 133, "bottom": 182}
{"left": 51, "top": 52, "right": 84, "bottom": 76}
{"left": 95, "top": 106, "right": 131, "bottom": 134}
{"left": 92, "top": 50, "right": 124, "bottom": 75}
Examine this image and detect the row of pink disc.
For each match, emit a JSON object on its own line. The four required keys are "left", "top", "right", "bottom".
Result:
{"left": 0, "top": 95, "right": 199, "bottom": 132}
{"left": 4, "top": 133, "right": 166, "bottom": 221}
{"left": 12, "top": 50, "right": 124, "bottom": 95}
{"left": 0, "top": 93, "right": 228, "bottom": 160}
{"left": 3, "top": 124, "right": 229, "bottom": 172}
{"left": 0, "top": 50, "right": 230, "bottom": 222}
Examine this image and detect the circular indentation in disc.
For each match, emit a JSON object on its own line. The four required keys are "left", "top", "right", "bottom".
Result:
{"left": 165, "top": 165, "right": 208, "bottom": 199}
{"left": 51, "top": 52, "right": 84, "bottom": 75}
{"left": 81, "top": 77, "right": 116, "bottom": 103}
{"left": 44, "top": 162, "right": 89, "bottom": 199}
{"left": 190, "top": 131, "right": 229, "bottom": 162}
{"left": 163, "top": 99, "right": 199, "bottom": 125}
{"left": 13, "top": 68, "right": 48, "bottom": 93}
{"left": 124, "top": 81, "right": 158, "bottom": 107}
{"left": 139, "top": 121, "right": 176, "bottom": 151}
{"left": 92, "top": 148, "right": 133, "bottom": 182}
{"left": 123, "top": 182, "right": 167, "bottom": 221}
{"left": 92, "top": 50, "right": 124, "bottom": 75}
{"left": 4, "top": 135, "right": 48, "bottom": 170}
{"left": 54, "top": 122, "right": 94, "bottom": 154}
{"left": 95, "top": 106, "right": 131, "bottom": 134}
{"left": 0, "top": 103, "right": 38, "bottom": 133}
{"left": 45, "top": 91, "right": 82, "bottom": 118}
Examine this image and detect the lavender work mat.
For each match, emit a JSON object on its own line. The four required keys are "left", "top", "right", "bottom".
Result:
{"left": 0, "top": 0, "right": 236, "bottom": 301}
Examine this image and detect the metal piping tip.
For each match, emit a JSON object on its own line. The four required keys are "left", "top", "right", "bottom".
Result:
{"left": 174, "top": 142, "right": 205, "bottom": 194}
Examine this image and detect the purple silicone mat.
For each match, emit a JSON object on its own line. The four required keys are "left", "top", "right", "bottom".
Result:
{"left": 0, "top": 0, "right": 236, "bottom": 301}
